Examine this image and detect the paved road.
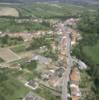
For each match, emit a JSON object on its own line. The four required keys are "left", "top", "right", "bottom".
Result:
{"left": 61, "top": 25, "right": 73, "bottom": 100}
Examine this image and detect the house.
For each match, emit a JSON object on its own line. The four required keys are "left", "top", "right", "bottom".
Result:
{"left": 70, "top": 84, "right": 81, "bottom": 96}
{"left": 72, "top": 96, "right": 79, "bottom": 100}
{"left": 22, "top": 91, "right": 45, "bottom": 100}
{"left": 70, "top": 67, "right": 80, "bottom": 83}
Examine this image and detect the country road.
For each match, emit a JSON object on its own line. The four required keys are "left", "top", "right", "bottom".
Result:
{"left": 61, "top": 24, "right": 73, "bottom": 100}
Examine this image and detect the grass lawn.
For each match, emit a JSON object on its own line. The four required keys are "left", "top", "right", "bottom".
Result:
{"left": 83, "top": 41, "right": 99, "bottom": 64}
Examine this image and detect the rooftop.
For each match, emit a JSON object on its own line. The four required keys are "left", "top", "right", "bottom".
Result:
{"left": 32, "top": 55, "right": 52, "bottom": 64}
{"left": 70, "top": 67, "right": 80, "bottom": 82}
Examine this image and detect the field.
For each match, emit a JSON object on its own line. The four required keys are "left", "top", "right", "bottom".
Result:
{"left": 83, "top": 41, "right": 99, "bottom": 64}
{"left": 0, "top": 48, "right": 20, "bottom": 62}
{"left": 11, "top": 44, "right": 27, "bottom": 53}
{"left": 0, "top": 7, "right": 19, "bottom": 17}
{"left": 0, "top": 68, "right": 32, "bottom": 100}
{"left": 16, "top": 3, "right": 85, "bottom": 18}
{"left": 0, "top": 3, "right": 87, "bottom": 18}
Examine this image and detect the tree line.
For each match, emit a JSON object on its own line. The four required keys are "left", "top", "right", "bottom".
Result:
{"left": 72, "top": 10, "right": 99, "bottom": 100}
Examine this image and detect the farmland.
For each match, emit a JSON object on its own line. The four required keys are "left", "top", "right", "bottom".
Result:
{"left": 0, "top": 48, "right": 20, "bottom": 62}
{"left": 0, "top": 3, "right": 87, "bottom": 18}
{"left": 0, "top": 7, "right": 19, "bottom": 17}
{"left": 16, "top": 3, "right": 86, "bottom": 18}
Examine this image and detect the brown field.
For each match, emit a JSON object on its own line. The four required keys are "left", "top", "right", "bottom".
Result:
{"left": 0, "top": 7, "right": 19, "bottom": 17}
{"left": 0, "top": 48, "right": 20, "bottom": 62}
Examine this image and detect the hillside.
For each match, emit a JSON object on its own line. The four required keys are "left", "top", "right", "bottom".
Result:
{"left": 0, "top": 0, "right": 99, "bottom": 6}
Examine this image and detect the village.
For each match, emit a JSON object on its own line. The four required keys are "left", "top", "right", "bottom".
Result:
{"left": 0, "top": 17, "right": 87, "bottom": 100}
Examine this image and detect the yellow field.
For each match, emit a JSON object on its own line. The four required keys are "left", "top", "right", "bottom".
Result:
{"left": 0, "top": 7, "right": 19, "bottom": 17}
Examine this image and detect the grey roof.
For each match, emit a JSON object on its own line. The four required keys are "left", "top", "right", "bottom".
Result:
{"left": 32, "top": 55, "right": 51, "bottom": 64}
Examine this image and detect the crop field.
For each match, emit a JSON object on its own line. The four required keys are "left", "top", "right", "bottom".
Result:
{"left": 0, "top": 48, "right": 20, "bottom": 62}
{"left": 0, "top": 7, "right": 19, "bottom": 17}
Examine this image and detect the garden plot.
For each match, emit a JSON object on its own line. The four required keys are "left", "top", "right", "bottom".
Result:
{"left": 0, "top": 48, "right": 20, "bottom": 62}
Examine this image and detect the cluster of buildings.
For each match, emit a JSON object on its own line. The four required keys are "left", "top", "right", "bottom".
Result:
{"left": 0, "top": 30, "right": 57, "bottom": 42}
{"left": 0, "top": 17, "right": 83, "bottom": 100}
{"left": 70, "top": 67, "right": 81, "bottom": 100}
{"left": 64, "top": 18, "right": 79, "bottom": 26}
{"left": 40, "top": 67, "right": 64, "bottom": 89}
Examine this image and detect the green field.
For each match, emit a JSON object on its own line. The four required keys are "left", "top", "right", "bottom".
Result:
{"left": 35, "top": 85, "right": 61, "bottom": 100}
{"left": 0, "top": 68, "right": 32, "bottom": 100}
{"left": 83, "top": 41, "right": 99, "bottom": 64}
{"left": 0, "top": 3, "right": 86, "bottom": 18}
{"left": 16, "top": 3, "right": 86, "bottom": 18}
{"left": 11, "top": 44, "right": 27, "bottom": 53}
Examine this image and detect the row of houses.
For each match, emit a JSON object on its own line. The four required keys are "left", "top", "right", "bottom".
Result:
{"left": 0, "top": 30, "right": 55, "bottom": 42}
{"left": 70, "top": 67, "right": 81, "bottom": 100}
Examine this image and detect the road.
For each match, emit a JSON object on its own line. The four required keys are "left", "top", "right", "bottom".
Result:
{"left": 61, "top": 25, "right": 73, "bottom": 100}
